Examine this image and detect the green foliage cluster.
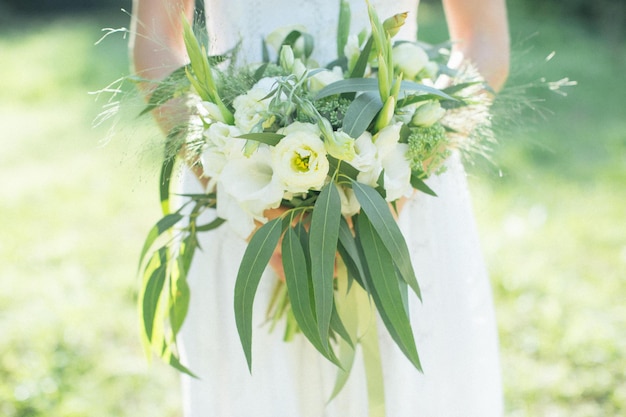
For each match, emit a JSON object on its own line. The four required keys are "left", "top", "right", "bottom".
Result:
{"left": 405, "top": 123, "right": 450, "bottom": 175}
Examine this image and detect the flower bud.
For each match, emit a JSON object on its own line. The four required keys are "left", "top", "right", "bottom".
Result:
{"left": 410, "top": 101, "right": 446, "bottom": 127}
{"left": 383, "top": 12, "right": 408, "bottom": 37}
{"left": 392, "top": 42, "right": 429, "bottom": 80}
{"left": 279, "top": 45, "right": 295, "bottom": 71}
{"left": 325, "top": 130, "right": 356, "bottom": 161}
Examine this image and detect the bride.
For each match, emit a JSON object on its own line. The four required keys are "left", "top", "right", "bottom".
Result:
{"left": 130, "top": 0, "right": 510, "bottom": 416}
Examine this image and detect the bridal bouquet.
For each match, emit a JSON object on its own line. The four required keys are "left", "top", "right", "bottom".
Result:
{"left": 137, "top": 0, "right": 491, "bottom": 387}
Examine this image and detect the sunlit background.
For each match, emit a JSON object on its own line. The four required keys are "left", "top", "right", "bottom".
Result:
{"left": 1, "top": 0, "right": 624, "bottom": 415}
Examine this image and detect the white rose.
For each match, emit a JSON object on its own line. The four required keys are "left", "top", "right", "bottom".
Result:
{"left": 272, "top": 125, "right": 329, "bottom": 193}
{"left": 392, "top": 42, "right": 429, "bottom": 80}
{"left": 308, "top": 66, "right": 344, "bottom": 94}
{"left": 217, "top": 146, "right": 284, "bottom": 238}
{"left": 411, "top": 101, "right": 446, "bottom": 127}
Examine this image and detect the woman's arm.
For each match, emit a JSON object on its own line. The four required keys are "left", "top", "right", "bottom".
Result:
{"left": 442, "top": 0, "right": 510, "bottom": 91}
{"left": 130, "top": 0, "right": 194, "bottom": 84}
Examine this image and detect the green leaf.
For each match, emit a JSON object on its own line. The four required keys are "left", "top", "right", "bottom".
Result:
{"left": 169, "top": 235, "right": 195, "bottom": 336}
{"left": 356, "top": 212, "right": 422, "bottom": 371}
{"left": 138, "top": 213, "right": 183, "bottom": 272}
{"left": 342, "top": 92, "right": 383, "bottom": 138}
{"left": 159, "top": 154, "right": 177, "bottom": 215}
{"left": 315, "top": 78, "right": 380, "bottom": 100}
{"left": 410, "top": 172, "right": 437, "bottom": 197}
{"left": 351, "top": 181, "right": 421, "bottom": 299}
{"left": 234, "top": 218, "right": 283, "bottom": 371}
{"left": 328, "top": 156, "right": 360, "bottom": 183}
{"left": 349, "top": 36, "right": 373, "bottom": 79}
{"left": 195, "top": 216, "right": 226, "bottom": 232}
{"left": 442, "top": 81, "right": 483, "bottom": 95}
{"left": 337, "top": 216, "right": 367, "bottom": 289}
{"left": 237, "top": 132, "right": 285, "bottom": 146}
{"left": 337, "top": 0, "right": 351, "bottom": 59}
{"left": 282, "top": 227, "right": 339, "bottom": 365}
{"left": 399, "top": 80, "right": 456, "bottom": 101}
{"left": 330, "top": 301, "right": 353, "bottom": 347}
{"left": 141, "top": 248, "right": 167, "bottom": 342}
{"left": 309, "top": 183, "right": 342, "bottom": 350}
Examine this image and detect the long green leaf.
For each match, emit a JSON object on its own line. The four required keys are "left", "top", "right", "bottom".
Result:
{"left": 315, "top": 78, "right": 380, "bottom": 100}
{"left": 399, "top": 80, "right": 456, "bottom": 101}
{"left": 330, "top": 301, "right": 353, "bottom": 347}
{"left": 342, "top": 91, "right": 383, "bottom": 138}
{"left": 159, "top": 154, "right": 176, "bottom": 215}
{"left": 410, "top": 172, "right": 437, "bottom": 197}
{"left": 337, "top": 216, "right": 367, "bottom": 288}
{"left": 237, "top": 132, "right": 285, "bottom": 146}
{"left": 351, "top": 181, "right": 421, "bottom": 299}
{"left": 170, "top": 234, "right": 195, "bottom": 336}
{"left": 349, "top": 36, "right": 373, "bottom": 79}
{"left": 141, "top": 248, "right": 167, "bottom": 342}
{"left": 282, "top": 227, "right": 338, "bottom": 365}
{"left": 309, "top": 183, "right": 342, "bottom": 351}
{"left": 337, "top": 0, "right": 351, "bottom": 59}
{"left": 138, "top": 213, "right": 183, "bottom": 271}
{"left": 356, "top": 212, "right": 422, "bottom": 371}
{"left": 234, "top": 218, "right": 283, "bottom": 371}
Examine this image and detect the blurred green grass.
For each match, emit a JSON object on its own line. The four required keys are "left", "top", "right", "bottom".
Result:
{"left": 0, "top": 5, "right": 624, "bottom": 417}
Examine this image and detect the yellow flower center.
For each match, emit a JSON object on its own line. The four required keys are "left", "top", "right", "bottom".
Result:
{"left": 291, "top": 150, "right": 312, "bottom": 172}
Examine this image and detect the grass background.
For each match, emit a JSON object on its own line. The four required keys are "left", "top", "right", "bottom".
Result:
{"left": 0, "top": 2, "right": 624, "bottom": 416}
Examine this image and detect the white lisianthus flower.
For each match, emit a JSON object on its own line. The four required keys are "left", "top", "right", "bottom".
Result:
{"left": 233, "top": 88, "right": 272, "bottom": 133}
{"left": 373, "top": 122, "right": 403, "bottom": 159}
{"left": 200, "top": 123, "right": 245, "bottom": 189}
{"left": 308, "top": 66, "right": 344, "bottom": 94}
{"left": 273, "top": 123, "right": 329, "bottom": 193}
{"left": 411, "top": 101, "right": 446, "bottom": 127}
{"left": 380, "top": 143, "right": 412, "bottom": 202}
{"left": 350, "top": 131, "right": 381, "bottom": 187}
{"left": 372, "top": 123, "right": 412, "bottom": 201}
{"left": 392, "top": 42, "right": 429, "bottom": 80}
{"left": 217, "top": 146, "right": 284, "bottom": 238}
{"left": 325, "top": 130, "right": 356, "bottom": 161}
{"left": 336, "top": 184, "right": 361, "bottom": 217}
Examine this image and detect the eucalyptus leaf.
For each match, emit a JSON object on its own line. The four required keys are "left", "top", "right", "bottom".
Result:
{"left": 337, "top": 0, "right": 351, "bottom": 59}
{"left": 330, "top": 302, "right": 353, "bottom": 348}
{"left": 141, "top": 248, "right": 167, "bottom": 342}
{"left": 349, "top": 36, "right": 373, "bottom": 79}
{"left": 237, "top": 132, "right": 285, "bottom": 146}
{"left": 195, "top": 217, "right": 226, "bottom": 232}
{"left": 351, "top": 181, "right": 421, "bottom": 299}
{"left": 282, "top": 227, "right": 339, "bottom": 365}
{"left": 169, "top": 235, "right": 195, "bottom": 336}
{"left": 309, "top": 183, "right": 342, "bottom": 351}
{"left": 356, "top": 212, "right": 422, "bottom": 371}
{"left": 337, "top": 216, "right": 367, "bottom": 288}
{"left": 138, "top": 213, "right": 183, "bottom": 272}
{"left": 234, "top": 218, "right": 283, "bottom": 371}
{"left": 342, "top": 92, "right": 383, "bottom": 138}
{"left": 410, "top": 172, "right": 437, "bottom": 197}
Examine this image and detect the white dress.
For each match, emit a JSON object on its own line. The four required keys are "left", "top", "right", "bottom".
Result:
{"left": 179, "top": 1, "right": 503, "bottom": 416}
